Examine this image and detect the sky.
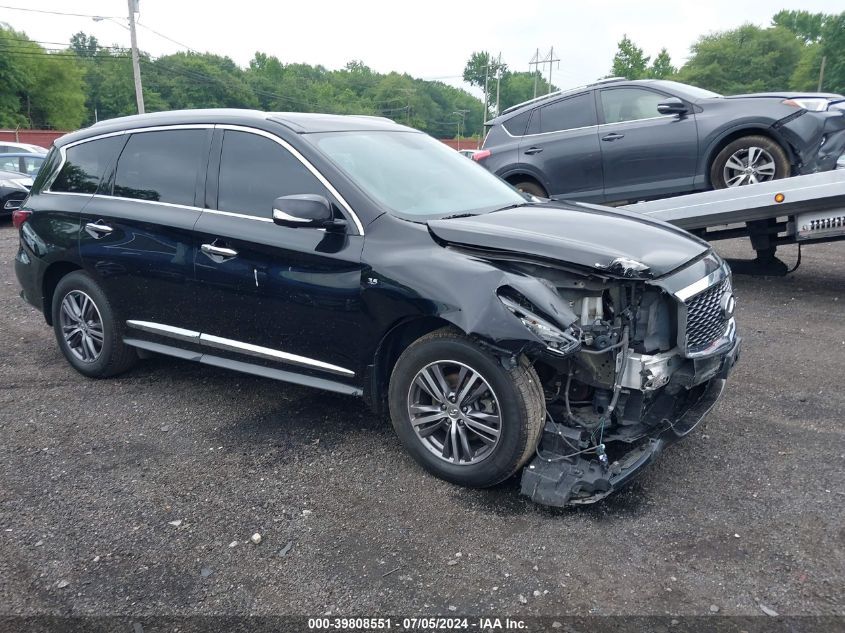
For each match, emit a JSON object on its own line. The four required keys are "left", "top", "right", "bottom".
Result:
{"left": 1, "top": 0, "right": 842, "bottom": 96}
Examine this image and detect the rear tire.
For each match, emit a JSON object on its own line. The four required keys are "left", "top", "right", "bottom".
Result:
{"left": 51, "top": 271, "right": 137, "bottom": 378}
{"left": 710, "top": 135, "right": 790, "bottom": 189}
{"left": 388, "top": 327, "right": 545, "bottom": 488}
{"left": 512, "top": 180, "right": 548, "bottom": 198}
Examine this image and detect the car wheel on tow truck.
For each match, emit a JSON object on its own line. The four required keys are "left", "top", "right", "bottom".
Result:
{"left": 388, "top": 327, "right": 545, "bottom": 488}
{"left": 710, "top": 135, "right": 790, "bottom": 189}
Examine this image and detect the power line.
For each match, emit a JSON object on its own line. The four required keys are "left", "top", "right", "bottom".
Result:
{"left": 0, "top": 4, "right": 121, "bottom": 19}
{"left": 135, "top": 21, "right": 199, "bottom": 54}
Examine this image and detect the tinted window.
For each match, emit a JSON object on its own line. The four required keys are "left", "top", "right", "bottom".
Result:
{"left": 113, "top": 130, "right": 206, "bottom": 205}
{"left": 503, "top": 110, "right": 531, "bottom": 136}
{"left": 538, "top": 93, "right": 596, "bottom": 133}
{"left": 51, "top": 136, "right": 124, "bottom": 194}
{"left": 601, "top": 88, "right": 667, "bottom": 123}
{"left": 217, "top": 130, "right": 326, "bottom": 217}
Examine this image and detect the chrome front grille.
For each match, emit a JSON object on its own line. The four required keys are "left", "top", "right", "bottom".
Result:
{"left": 684, "top": 279, "right": 730, "bottom": 353}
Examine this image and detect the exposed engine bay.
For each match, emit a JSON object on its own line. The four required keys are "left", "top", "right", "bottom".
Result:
{"left": 492, "top": 256, "right": 741, "bottom": 507}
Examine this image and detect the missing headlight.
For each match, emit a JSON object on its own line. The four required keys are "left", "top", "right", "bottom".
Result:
{"left": 498, "top": 291, "right": 581, "bottom": 356}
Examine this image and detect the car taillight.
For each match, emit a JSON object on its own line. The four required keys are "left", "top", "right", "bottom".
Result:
{"left": 472, "top": 149, "right": 492, "bottom": 162}
{"left": 12, "top": 209, "right": 31, "bottom": 229}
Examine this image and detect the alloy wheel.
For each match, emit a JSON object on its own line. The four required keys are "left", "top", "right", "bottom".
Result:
{"left": 407, "top": 360, "right": 502, "bottom": 465}
{"left": 723, "top": 146, "right": 777, "bottom": 187}
{"left": 59, "top": 290, "right": 104, "bottom": 363}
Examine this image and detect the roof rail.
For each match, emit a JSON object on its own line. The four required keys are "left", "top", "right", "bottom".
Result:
{"left": 592, "top": 76, "right": 627, "bottom": 85}
{"left": 500, "top": 90, "right": 565, "bottom": 116}
{"left": 498, "top": 77, "right": 629, "bottom": 117}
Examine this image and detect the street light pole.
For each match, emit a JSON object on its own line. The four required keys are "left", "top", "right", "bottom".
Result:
{"left": 127, "top": 0, "right": 145, "bottom": 114}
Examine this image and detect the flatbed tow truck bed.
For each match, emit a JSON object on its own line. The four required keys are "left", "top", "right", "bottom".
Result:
{"left": 621, "top": 170, "right": 845, "bottom": 274}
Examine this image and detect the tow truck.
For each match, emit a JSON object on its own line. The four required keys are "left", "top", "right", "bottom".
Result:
{"left": 620, "top": 168, "right": 845, "bottom": 274}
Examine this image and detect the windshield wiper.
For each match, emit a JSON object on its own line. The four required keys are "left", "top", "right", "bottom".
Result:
{"left": 438, "top": 212, "right": 479, "bottom": 220}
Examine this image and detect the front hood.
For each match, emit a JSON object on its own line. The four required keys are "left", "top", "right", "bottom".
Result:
{"left": 427, "top": 202, "right": 709, "bottom": 278}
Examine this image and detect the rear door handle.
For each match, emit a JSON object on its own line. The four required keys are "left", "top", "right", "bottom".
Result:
{"left": 601, "top": 133, "right": 625, "bottom": 142}
{"left": 523, "top": 146, "right": 543, "bottom": 155}
{"left": 84, "top": 221, "right": 113, "bottom": 239}
{"left": 201, "top": 242, "right": 238, "bottom": 260}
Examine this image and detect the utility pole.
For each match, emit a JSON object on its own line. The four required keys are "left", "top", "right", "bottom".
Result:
{"left": 529, "top": 48, "right": 541, "bottom": 98}
{"left": 494, "top": 52, "right": 502, "bottom": 117}
{"left": 545, "top": 46, "right": 559, "bottom": 94}
{"left": 127, "top": 0, "right": 145, "bottom": 114}
{"left": 452, "top": 109, "right": 469, "bottom": 148}
{"left": 817, "top": 55, "right": 827, "bottom": 92}
{"left": 482, "top": 57, "right": 490, "bottom": 127}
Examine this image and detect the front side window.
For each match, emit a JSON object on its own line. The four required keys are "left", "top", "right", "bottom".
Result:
{"left": 217, "top": 130, "right": 327, "bottom": 217}
{"left": 537, "top": 93, "right": 597, "bottom": 134}
{"left": 51, "top": 136, "right": 124, "bottom": 194}
{"left": 113, "top": 130, "right": 206, "bottom": 205}
{"left": 600, "top": 88, "right": 668, "bottom": 124}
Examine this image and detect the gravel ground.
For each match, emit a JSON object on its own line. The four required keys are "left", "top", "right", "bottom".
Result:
{"left": 0, "top": 221, "right": 842, "bottom": 618}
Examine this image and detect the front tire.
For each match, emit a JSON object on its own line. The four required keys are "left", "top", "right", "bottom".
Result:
{"left": 388, "top": 328, "right": 545, "bottom": 488}
{"left": 710, "top": 135, "right": 790, "bottom": 189}
{"left": 51, "top": 271, "right": 137, "bottom": 378}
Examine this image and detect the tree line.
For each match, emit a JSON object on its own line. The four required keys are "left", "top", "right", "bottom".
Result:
{"left": 1, "top": 9, "right": 843, "bottom": 137}
{"left": 609, "top": 10, "right": 845, "bottom": 95}
{"left": 0, "top": 26, "right": 485, "bottom": 136}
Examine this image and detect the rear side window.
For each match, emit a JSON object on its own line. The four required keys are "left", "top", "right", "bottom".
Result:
{"left": 502, "top": 110, "right": 532, "bottom": 136}
{"left": 217, "top": 130, "right": 327, "bottom": 218}
{"left": 113, "top": 130, "right": 206, "bottom": 205}
{"left": 537, "top": 93, "right": 596, "bottom": 134}
{"left": 50, "top": 136, "right": 124, "bottom": 194}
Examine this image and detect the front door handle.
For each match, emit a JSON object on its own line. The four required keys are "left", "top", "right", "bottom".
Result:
{"left": 601, "top": 133, "right": 625, "bottom": 142}
{"left": 201, "top": 242, "right": 238, "bottom": 260}
{"left": 84, "top": 221, "right": 113, "bottom": 239}
{"left": 523, "top": 146, "right": 544, "bottom": 155}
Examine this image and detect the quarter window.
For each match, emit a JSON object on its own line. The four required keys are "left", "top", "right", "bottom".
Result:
{"left": 217, "top": 130, "right": 327, "bottom": 218}
{"left": 600, "top": 88, "right": 668, "bottom": 124}
{"left": 51, "top": 136, "right": 124, "bottom": 194}
{"left": 537, "top": 93, "right": 596, "bottom": 134}
{"left": 113, "top": 130, "right": 206, "bottom": 205}
{"left": 503, "top": 110, "right": 532, "bottom": 136}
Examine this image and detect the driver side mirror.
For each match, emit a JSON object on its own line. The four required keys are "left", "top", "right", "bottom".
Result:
{"left": 272, "top": 194, "right": 346, "bottom": 231}
{"left": 657, "top": 97, "right": 689, "bottom": 116}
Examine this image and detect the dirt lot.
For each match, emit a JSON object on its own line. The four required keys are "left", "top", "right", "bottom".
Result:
{"left": 0, "top": 221, "right": 842, "bottom": 619}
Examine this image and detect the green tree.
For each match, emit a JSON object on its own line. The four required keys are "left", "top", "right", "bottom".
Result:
{"left": 675, "top": 24, "right": 803, "bottom": 94}
{"left": 772, "top": 10, "right": 826, "bottom": 43}
{"left": 0, "top": 25, "right": 86, "bottom": 129}
{"left": 611, "top": 35, "right": 650, "bottom": 79}
{"left": 648, "top": 48, "right": 676, "bottom": 79}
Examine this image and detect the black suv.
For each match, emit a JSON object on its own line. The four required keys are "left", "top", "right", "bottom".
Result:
{"left": 478, "top": 78, "right": 845, "bottom": 203}
{"left": 13, "top": 109, "right": 740, "bottom": 507}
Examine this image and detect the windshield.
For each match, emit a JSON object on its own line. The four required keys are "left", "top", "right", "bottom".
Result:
{"left": 312, "top": 131, "right": 526, "bottom": 219}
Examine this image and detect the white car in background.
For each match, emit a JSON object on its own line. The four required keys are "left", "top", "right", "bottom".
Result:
{"left": 0, "top": 141, "right": 48, "bottom": 154}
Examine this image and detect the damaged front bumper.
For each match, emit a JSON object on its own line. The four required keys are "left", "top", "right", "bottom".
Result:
{"left": 521, "top": 334, "right": 741, "bottom": 508}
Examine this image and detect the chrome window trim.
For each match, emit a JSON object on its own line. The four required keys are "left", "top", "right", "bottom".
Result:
{"left": 91, "top": 193, "right": 203, "bottom": 212}
{"left": 504, "top": 123, "right": 599, "bottom": 139}
{"left": 44, "top": 125, "right": 216, "bottom": 194}
{"left": 674, "top": 263, "right": 731, "bottom": 302}
{"left": 126, "top": 320, "right": 200, "bottom": 344}
{"left": 215, "top": 124, "right": 365, "bottom": 235}
{"left": 199, "top": 333, "right": 355, "bottom": 377}
{"left": 203, "top": 208, "right": 274, "bottom": 223}
{"left": 599, "top": 115, "right": 673, "bottom": 127}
